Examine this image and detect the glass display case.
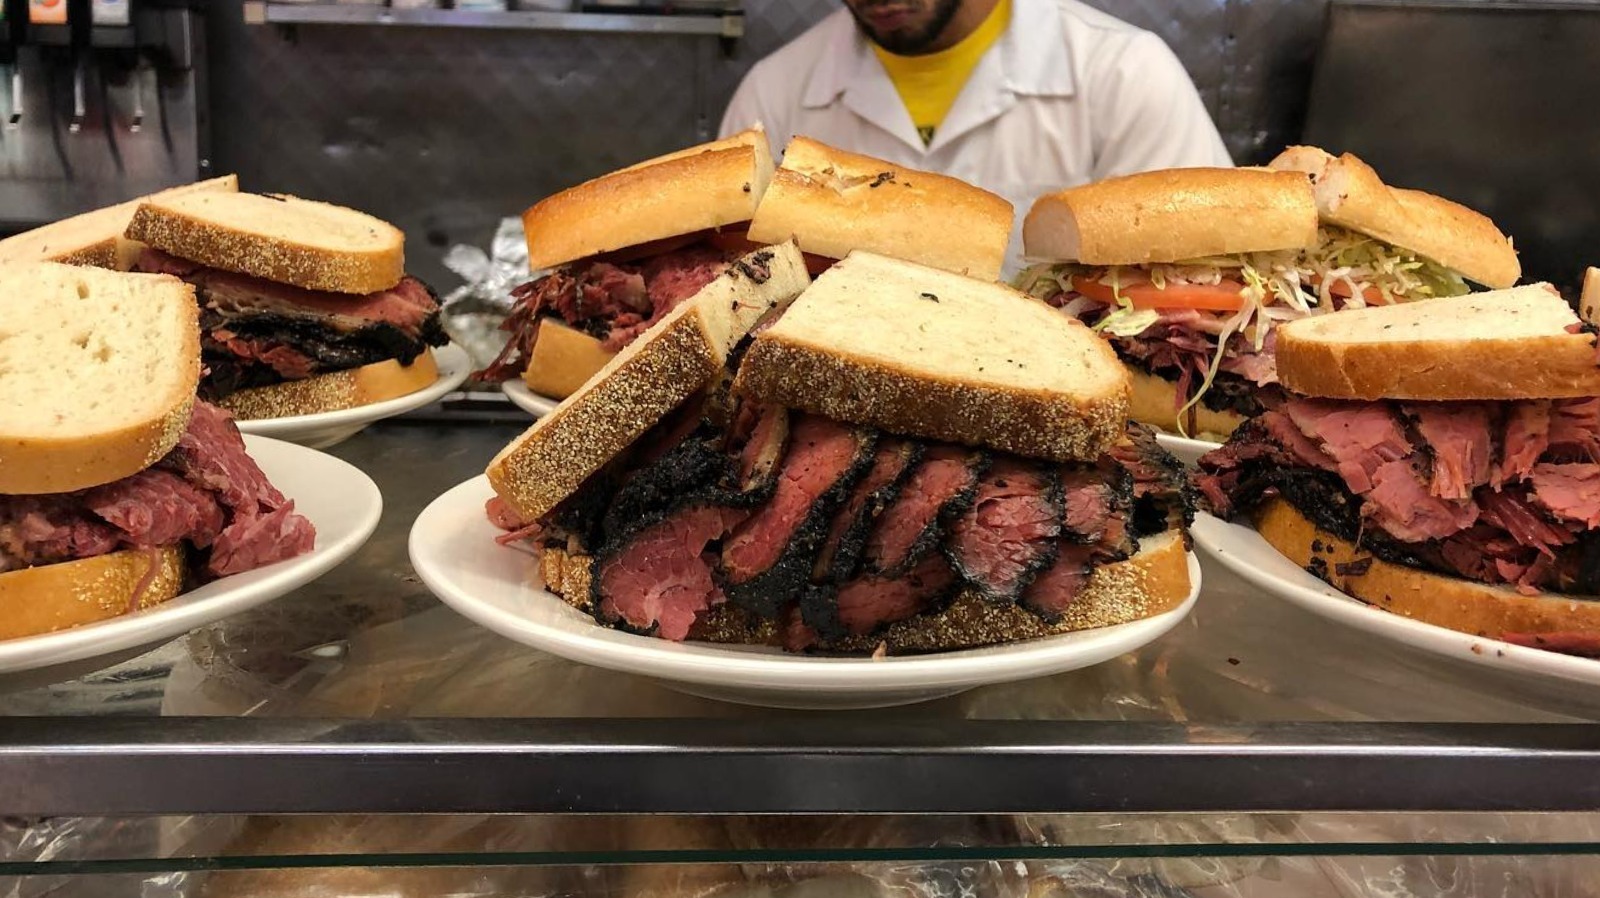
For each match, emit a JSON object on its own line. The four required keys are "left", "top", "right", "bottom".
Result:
{"left": 3, "top": 410, "right": 1600, "bottom": 897}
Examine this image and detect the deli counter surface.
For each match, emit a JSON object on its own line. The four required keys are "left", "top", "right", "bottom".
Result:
{"left": 3, "top": 409, "right": 1600, "bottom": 897}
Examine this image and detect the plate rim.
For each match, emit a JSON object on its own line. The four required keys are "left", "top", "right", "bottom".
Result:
{"left": 235, "top": 342, "right": 472, "bottom": 436}
{"left": 0, "top": 435, "right": 383, "bottom": 673}
{"left": 501, "top": 379, "right": 560, "bottom": 417}
{"left": 1191, "top": 512, "right": 1600, "bottom": 686}
{"left": 411, "top": 475, "right": 1200, "bottom": 693}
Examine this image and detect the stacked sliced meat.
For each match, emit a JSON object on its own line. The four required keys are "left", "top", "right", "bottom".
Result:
{"left": 494, "top": 401, "right": 1187, "bottom": 651}
{"left": 478, "top": 242, "right": 737, "bottom": 383}
{"left": 0, "top": 402, "right": 317, "bottom": 579}
{"left": 1197, "top": 396, "right": 1600, "bottom": 596}
{"left": 135, "top": 248, "right": 449, "bottom": 400}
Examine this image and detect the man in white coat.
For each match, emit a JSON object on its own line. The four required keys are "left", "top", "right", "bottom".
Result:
{"left": 720, "top": 0, "right": 1232, "bottom": 272}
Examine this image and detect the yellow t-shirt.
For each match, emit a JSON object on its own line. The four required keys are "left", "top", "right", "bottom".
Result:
{"left": 872, "top": 0, "right": 1013, "bottom": 146}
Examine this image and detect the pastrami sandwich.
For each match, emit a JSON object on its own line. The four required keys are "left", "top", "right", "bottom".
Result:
{"left": 0, "top": 176, "right": 238, "bottom": 270}
{"left": 124, "top": 191, "right": 449, "bottom": 420}
{"left": 477, "top": 131, "right": 1014, "bottom": 402}
{"left": 1019, "top": 151, "right": 1519, "bottom": 440}
{"left": 486, "top": 245, "right": 1193, "bottom": 655}
{"left": 0, "top": 262, "right": 315, "bottom": 640}
{"left": 1196, "top": 285, "right": 1600, "bottom": 657}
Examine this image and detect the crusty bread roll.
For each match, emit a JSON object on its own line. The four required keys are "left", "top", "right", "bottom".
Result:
{"left": 1581, "top": 266, "right": 1600, "bottom": 325}
{"left": 488, "top": 243, "right": 811, "bottom": 522}
{"left": 1275, "top": 284, "right": 1600, "bottom": 401}
{"left": 523, "top": 128, "right": 775, "bottom": 272}
{"left": 1257, "top": 498, "right": 1600, "bottom": 645}
{"left": 1125, "top": 364, "right": 1245, "bottom": 440}
{"left": 126, "top": 191, "right": 406, "bottom": 295}
{"left": 0, "top": 175, "right": 238, "bottom": 270}
{"left": 1022, "top": 168, "right": 1319, "bottom": 265}
{"left": 735, "top": 252, "right": 1130, "bottom": 463}
{"left": 523, "top": 318, "right": 617, "bottom": 401}
{"left": 217, "top": 347, "right": 441, "bottom": 421}
{"left": 747, "top": 136, "right": 1013, "bottom": 282}
{"left": 1270, "top": 146, "right": 1520, "bottom": 289}
{"left": 0, "top": 262, "right": 200, "bottom": 494}
{"left": 0, "top": 546, "right": 186, "bottom": 640}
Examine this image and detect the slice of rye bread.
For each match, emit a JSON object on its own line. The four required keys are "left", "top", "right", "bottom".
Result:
{"left": 0, "top": 262, "right": 200, "bottom": 495}
{"left": 1275, "top": 283, "right": 1600, "bottom": 401}
{"left": 1270, "top": 145, "right": 1520, "bottom": 289}
{"left": 217, "top": 347, "right": 440, "bottom": 420}
{"left": 734, "top": 251, "right": 1131, "bottom": 463}
{"left": 486, "top": 242, "right": 811, "bottom": 523}
{"left": 0, "top": 176, "right": 239, "bottom": 270}
{"left": 0, "top": 546, "right": 186, "bottom": 640}
{"left": 537, "top": 529, "right": 1191, "bottom": 653}
{"left": 126, "top": 191, "right": 405, "bottom": 295}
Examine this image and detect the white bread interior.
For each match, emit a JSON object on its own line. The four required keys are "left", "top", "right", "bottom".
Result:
{"left": 1275, "top": 283, "right": 1600, "bottom": 401}
{"left": 1022, "top": 168, "right": 1319, "bottom": 265}
{"left": 523, "top": 128, "right": 775, "bottom": 272}
{"left": 1257, "top": 499, "right": 1600, "bottom": 646}
{"left": 746, "top": 136, "right": 1013, "bottom": 281}
{"left": 0, "top": 175, "right": 239, "bottom": 270}
{"left": 734, "top": 251, "right": 1130, "bottom": 462}
{"left": 1269, "top": 146, "right": 1520, "bottom": 289}
{"left": 126, "top": 191, "right": 406, "bottom": 295}
{"left": 523, "top": 318, "right": 617, "bottom": 402}
{"left": 0, "top": 262, "right": 200, "bottom": 494}
{"left": 0, "top": 545, "right": 186, "bottom": 640}
{"left": 488, "top": 242, "right": 811, "bottom": 522}
{"left": 218, "top": 347, "right": 441, "bottom": 421}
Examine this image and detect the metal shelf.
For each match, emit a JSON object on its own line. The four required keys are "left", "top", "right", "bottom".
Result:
{"left": 242, "top": 3, "right": 743, "bottom": 38}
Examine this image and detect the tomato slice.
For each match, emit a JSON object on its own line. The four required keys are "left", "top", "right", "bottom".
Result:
{"left": 1070, "top": 274, "right": 1247, "bottom": 312}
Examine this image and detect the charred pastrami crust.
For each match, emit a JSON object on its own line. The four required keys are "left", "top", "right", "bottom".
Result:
{"left": 199, "top": 311, "right": 448, "bottom": 399}
{"left": 943, "top": 461, "right": 1065, "bottom": 604}
{"left": 815, "top": 439, "right": 926, "bottom": 585}
{"left": 1116, "top": 348, "right": 1285, "bottom": 419}
{"left": 1114, "top": 422, "right": 1198, "bottom": 537}
{"left": 719, "top": 427, "right": 880, "bottom": 619}
{"left": 865, "top": 449, "right": 990, "bottom": 578}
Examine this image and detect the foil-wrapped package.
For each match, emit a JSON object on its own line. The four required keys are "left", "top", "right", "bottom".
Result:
{"left": 438, "top": 217, "right": 534, "bottom": 382}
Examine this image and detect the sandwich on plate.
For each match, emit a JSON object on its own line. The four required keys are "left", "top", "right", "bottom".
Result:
{"left": 124, "top": 190, "right": 450, "bottom": 420}
{"left": 1196, "top": 285, "right": 1600, "bottom": 657}
{"left": 0, "top": 262, "right": 316, "bottom": 640}
{"left": 1018, "top": 149, "right": 1519, "bottom": 441}
{"left": 0, "top": 175, "right": 238, "bottom": 270}
{"left": 476, "top": 130, "right": 1013, "bottom": 402}
{"left": 486, "top": 244, "right": 1194, "bottom": 654}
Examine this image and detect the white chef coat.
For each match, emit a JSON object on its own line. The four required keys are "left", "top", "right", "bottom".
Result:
{"left": 720, "top": 0, "right": 1233, "bottom": 275}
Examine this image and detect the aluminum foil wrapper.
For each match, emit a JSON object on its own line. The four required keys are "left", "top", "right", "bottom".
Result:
{"left": 438, "top": 217, "right": 534, "bottom": 385}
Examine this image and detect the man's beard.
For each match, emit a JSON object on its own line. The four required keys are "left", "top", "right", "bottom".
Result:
{"left": 848, "top": 0, "right": 964, "bottom": 55}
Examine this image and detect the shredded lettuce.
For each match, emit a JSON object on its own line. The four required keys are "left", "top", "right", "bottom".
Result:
{"left": 1304, "top": 226, "right": 1470, "bottom": 307}
{"left": 1096, "top": 307, "right": 1161, "bottom": 337}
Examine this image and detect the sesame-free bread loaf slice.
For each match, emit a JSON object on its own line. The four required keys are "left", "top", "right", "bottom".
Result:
{"left": 0, "top": 262, "right": 200, "bottom": 494}
{"left": 1275, "top": 283, "right": 1600, "bottom": 401}
{"left": 126, "top": 191, "right": 405, "bottom": 294}
{"left": 487, "top": 242, "right": 811, "bottom": 522}
{"left": 734, "top": 252, "right": 1130, "bottom": 462}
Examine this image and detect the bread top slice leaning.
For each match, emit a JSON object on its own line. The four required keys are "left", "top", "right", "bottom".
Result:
{"left": 0, "top": 262, "right": 200, "bottom": 494}
{"left": 1022, "top": 167, "right": 1319, "bottom": 265}
{"left": 1270, "top": 146, "right": 1520, "bottom": 289}
{"left": 734, "top": 251, "right": 1130, "bottom": 462}
{"left": 126, "top": 191, "right": 405, "bottom": 295}
{"left": 746, "top": 136, "right": 1014, "bottom": 282}
{"left": 1275, "top": 283, "right": 1600, "bottom": 401}
{"left": 523, "top": 128, "right": 776, "bottom": 273}
{"left": 487, "top": 242, "right": 812, "bottom": 522}
{"left": 0, "top": 176, "right": 239, "bottom": 270}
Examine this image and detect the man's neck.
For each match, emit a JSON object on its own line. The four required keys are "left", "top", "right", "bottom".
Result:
{"left": 922, "top": 0, "right": 1004, "bottom": 53}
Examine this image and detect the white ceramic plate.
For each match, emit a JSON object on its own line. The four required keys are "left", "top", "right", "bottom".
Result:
{"left": 235, "top": 343, "right": 472, "bottom": 449}
{"left": 501, "top": 379, "right": 560, "bottom": 418}
{"left": 1156, "top": 432, "right": 1222, "bottom": 467}
{"left": 1192, "top": 513, "right": 1600, "bottom": 687}
{"left": 0, "top": 436, "right": 382, "bottom": 683}
{"left": 410, "top": 476, "right": 1201, "bottom": 709}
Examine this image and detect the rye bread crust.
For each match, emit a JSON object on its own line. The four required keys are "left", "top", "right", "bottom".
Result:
{"left": 0, "top": 546, "right": 186, "bottom": 640}
{"left": 217, "top": 347, "right": 441, "bottom": 420}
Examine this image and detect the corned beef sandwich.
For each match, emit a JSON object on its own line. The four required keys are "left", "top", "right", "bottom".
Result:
{"left": 1196, "top": 285, "right": 1600, "bottom": 657}
{"left": 124, "top": 190, "right": 449, "bottom": 419}
{"left": 1018, "top": 149, "right": 1519, "bottom": 441}
{"left": 477, "top": 131, "right": 1013, "bottom": 403}
{"left": 486, "top": 248, "right": 1194, "bottom": 655}
{"left": 0, "top": 262, "right": 315, "bottom": 640}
